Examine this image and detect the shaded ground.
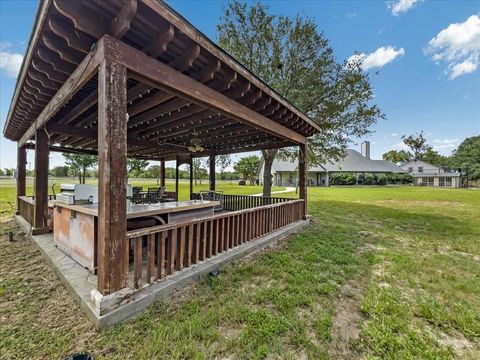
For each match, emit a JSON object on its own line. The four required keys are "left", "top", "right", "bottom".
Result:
{"left": 1, "top": 186, "right": 479, "bottom": 359}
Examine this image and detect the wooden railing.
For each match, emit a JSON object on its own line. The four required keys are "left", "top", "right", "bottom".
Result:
{"left": 18, "top": 196, "right": 34, "bottom": 225}
{"left": 164, "top": 191, "right": 177, "bottom": 200}
{"left": 191, "top": 193, "right": 294, "bottom": 211}
{"left": 221, "top": 194, "right": 294, "bottom": 211}
{"left": 126, "top": 199, "right": 305, "bottom": 289}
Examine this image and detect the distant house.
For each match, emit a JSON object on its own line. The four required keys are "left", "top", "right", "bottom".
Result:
{"left": 259, "top": 141, "right": 404, "bottom": 187}
{"left": 400, "top": 159, "right": 463, "bottom": 188}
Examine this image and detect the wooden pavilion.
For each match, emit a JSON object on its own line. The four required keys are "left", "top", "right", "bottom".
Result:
{"left": 4, "top": 0, "right": 319, "bottom": 324}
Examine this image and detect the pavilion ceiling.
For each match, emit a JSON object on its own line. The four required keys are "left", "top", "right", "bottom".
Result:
{"left": 4, "top": 0, "right": 319, "bottom": 159}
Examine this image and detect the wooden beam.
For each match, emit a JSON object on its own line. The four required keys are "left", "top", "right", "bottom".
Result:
{"left": 28, "top": 69, "right": 61, "bottom": 90}
{"left": 37, "top": 46, "right": 76, "bottom": 73}
{"left": 53, "top": 0, "right": 110, "bottom": 39}
{"left": 143, "top": 0, "right": 319, "bottom": 132}
{"left": 175, "top": 156, "right": 179, "bottom": 201}
{"left": 32, "top": 57, "right": 69, "bottom": 82}
{"left": 191, "top": 59, "right": 221, "bottom": 83}
{"left": 33, "top": 128, "right": 49, "bottom": 230}
{"left": 97, "top": 58, "right": 128, "bottom": 294}
{"left": 127, "top": 91, "right": 174, "bottom": 117}
{"left": 144, "top": 24, "right": 174, "bottom": 58}
{"left": 101, "top": 35, "right": 306, "bottom": 144}
{"left": 169, "top": 43, "right": 200, "bottom": 72}
{"left": 110, "top": 0, "right": 138, "bottom": 38}
{"left": 46, "top": 123, "right": 189, "bottom": 153}
{"left": 160, "top": 159, "right": 166, "bottom": 187}
{"left": 16, "top": 144, "right": 26, "bottom": 213}
{"left": 48, "top": 16, "right": 93, "bottom": 54}
{"left": 24, "top": 142, "right": 97, "bottom": 156}
{"left": 19, "top": 39, "right": 104, "bottom": 147}
{"left": 57, "top": 91, "right": 98, "bottom": 125}
{"left": 209, "top": 153, "right": 215, "bottom": 191}
{"left": 299, "top": 143, "right": 307, "bottom": 219}
{"left": 189, "top": 155, "right": 193, "bottom": 200}
{"left": 42, "top": 32, "right": 83, "bottom": 64}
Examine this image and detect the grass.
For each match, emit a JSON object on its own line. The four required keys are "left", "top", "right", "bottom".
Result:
{"left": 0, "top": 177, "right": 284, "bottom": 217}
{"left": 0, "top": 186, "right": 479, "bottom": 359}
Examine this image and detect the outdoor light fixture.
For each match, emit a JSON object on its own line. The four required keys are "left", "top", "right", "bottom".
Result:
{"left": 188, "top": 130, "right": 204, "bottom": 152}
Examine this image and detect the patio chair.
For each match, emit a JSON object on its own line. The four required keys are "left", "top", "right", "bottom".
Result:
{"left": 198, "top": 190, "right": 224, "bottom": 211}
{"left": 146, "top": 186, "right": 165, "bottom": 203}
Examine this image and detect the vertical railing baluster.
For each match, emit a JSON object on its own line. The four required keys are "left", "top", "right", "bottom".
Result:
{"left": 134, "top": 237, "right": 142, "bottom": 289}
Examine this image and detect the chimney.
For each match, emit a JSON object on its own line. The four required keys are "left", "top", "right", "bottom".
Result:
{"left": 361, "top": 141, "right": 370, "bottom": 159}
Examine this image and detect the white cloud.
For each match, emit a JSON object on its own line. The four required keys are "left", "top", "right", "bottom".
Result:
{"left": 347, "top": 12, "right": 358, "bottom": 19}
{"left": 432, "top": 138, "right": 460, "bottom": 151}
{"left": 388, "top": 0, "right": 420, "bottom": 16}
{"left": 425, "top": 14, "right": 480, "bottom": 79}
{"left": 348, "top": 46, "right": 405, "bottom": 70}
{"left": 450, "top": 59, "right": 478, "bottom": 79}
{"left": 392, "top": 142, "right": 409, "bottom": 151}
{"left": 0, "top": 50, "right": 23, "bottom": 77}
{"left": 391, "top": 132, "right": 398, "bottom": 137}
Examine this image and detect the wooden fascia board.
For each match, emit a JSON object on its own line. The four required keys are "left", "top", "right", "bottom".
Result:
{"left": 3, "top": 0, "right": 52, "bottom": 138}
{"left": 101, "top": 35, "right": 306, "bottom": 144}
{"left": 19, "top": 39, "right": 105, "bottom": 147}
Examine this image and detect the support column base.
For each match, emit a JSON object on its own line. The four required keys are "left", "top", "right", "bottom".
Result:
{"left": 32, "top": 227, "right": 50, "bottom": 235}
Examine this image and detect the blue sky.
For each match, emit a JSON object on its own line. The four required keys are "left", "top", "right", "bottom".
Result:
{"left": 1, "top": 0, "right": 479, "bottom": 170}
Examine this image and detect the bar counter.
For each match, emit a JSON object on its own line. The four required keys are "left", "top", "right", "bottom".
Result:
{"left": 53, "top": 200, "right": 219, "bottom": 271}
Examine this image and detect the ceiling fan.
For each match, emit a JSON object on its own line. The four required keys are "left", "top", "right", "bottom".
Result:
{"left": 188, "top": 130, "right": 204, "bottom": 153}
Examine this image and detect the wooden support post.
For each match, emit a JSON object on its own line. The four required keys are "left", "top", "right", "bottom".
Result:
{"left": 189, "top": 155, "right": 193, "bottom": 200}
{"left": 209, "top": 153, "right": 215, "bottom": 191}
{"left": 299, "top": 143, "right": 307, "bottom": 220}
{"left": 175, "top": 156, "right": 179, "bottom": 201}
{"left": 97, "top": 58, "right": 128, "bottom": 295}
{"left": 16, "top": 144, "right": 26, "bottom": 214}
{"left": 160, "top": 159, "right": 166, "bottom": 187}
{"left": 33, "top": 128, "right": 49, "bottom": 232}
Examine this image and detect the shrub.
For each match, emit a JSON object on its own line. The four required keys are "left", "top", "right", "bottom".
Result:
{"left": 363, "top": 174, "right": 375, "bottom": 185}
{"left": 329, "top": 172, "right": 357, "bottom": 185}
{"left": 377, "top": 174, "right": 387, "bottom": 185}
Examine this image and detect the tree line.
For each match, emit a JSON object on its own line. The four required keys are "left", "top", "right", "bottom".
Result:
{"left": 383, "top": 133, "right": 480, "bottom": 180}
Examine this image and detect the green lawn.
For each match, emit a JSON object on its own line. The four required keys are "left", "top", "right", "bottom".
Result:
{"left": 1, "top": 186, "right": 479, "bottom": 359}
{"left": 0, "top": 177, "right": 284, "bottom": 217}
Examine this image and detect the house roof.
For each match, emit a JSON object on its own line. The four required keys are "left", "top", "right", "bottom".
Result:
{"left": 411, "top": 173, "right": 461, "bottom": 178}
{"left": 270, "top": 149, "right": 405, "bottom": 173}
{"left": 2, "top": 0, "right": 319, "bottom": 159}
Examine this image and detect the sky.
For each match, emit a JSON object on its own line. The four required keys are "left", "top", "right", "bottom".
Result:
{"left": 1, "top": 0, "right": 479, "bottom": 171}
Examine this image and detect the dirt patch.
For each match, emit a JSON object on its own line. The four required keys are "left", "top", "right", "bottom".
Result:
{"left": 432, "top": 328, "right": 480, "bottom": 359}
{"left": 436, "top": 245, "right": 480, "bottom": 261}
{"left": 329, "top": 281, "right": 364, "bottom": 359}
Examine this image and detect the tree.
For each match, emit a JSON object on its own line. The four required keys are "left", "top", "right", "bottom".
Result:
{"left": 192, "top": 158, "right": 208, "bottom": 185}
{"left": 401, "top": 131, "right": 430, "bottom": 160}
{"left": 382, "top": 150, "right": 412, "bottom": 165}
{"left": 127, "top": 158, "right": 149, "bottom": 181}
{"left": 234, "top": 155, "right": 260, "bottom": 185}
{"left": 50, "top": 166, "right": 70, "bottom": 177}
{"left": 217, "top": 1, "right": 383, "bottom": 196}
{"left": 63, "top": 153, "right": 98, "bottom": 184}
{"left": 451, "top": 136, "right": 480, "bottom": 180}
{"left": 419, "top": 148, "right": 448, "bottom": 167}
{"left": 216, "top": 154, "right": 231, "bottom": 180}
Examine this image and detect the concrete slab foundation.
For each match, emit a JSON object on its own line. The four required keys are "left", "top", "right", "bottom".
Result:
{"left": 16, "top": 214, "right": 309, "bottom": 328}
